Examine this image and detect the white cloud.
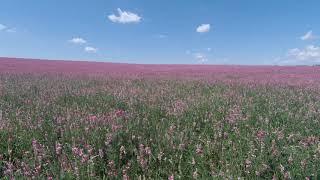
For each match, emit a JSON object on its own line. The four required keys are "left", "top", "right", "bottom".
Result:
{"left": 69, "top": 37, "right": 87, "bottom": 44}
{"left": 300, "top": 30, "right": 317, "bottom": 41}
{"left": 196, "top": 24, "right": 210, "bottom": 33}
{"left": 277, "top": 45, "right": 320, "bottom": 65}
{"left": 108, "top": 8, "right": 142, "bottom": 24}
{"left": 0, "top": 24, "right": 17, "bottom": 33}
{"left": 287, "top": 45, "right": 320, "bottom": 60}
{"left": 6, "top": 28, "right": 16, "bottom": 33}
{"left": 157, "top": 34, "right": 167, "bottom": 38}
{"left": 186, "top": 50, "right": 209, "bottom": 63}
{"left": 193, "top": 53, "right": 208, "bottom": 63}
{"left": 0, "top": 24, "right": 7, "bottom": 31}
{"left": 84, "top": 46, "right": 98, "bottom": 53}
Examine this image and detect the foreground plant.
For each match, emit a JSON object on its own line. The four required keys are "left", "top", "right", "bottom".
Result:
{"left": 0, "top": 72, "right": 319, "bottom": 179}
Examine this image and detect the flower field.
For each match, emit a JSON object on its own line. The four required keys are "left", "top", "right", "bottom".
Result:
{"left": 0, "top": 58, "right": 320, "bottom": 179}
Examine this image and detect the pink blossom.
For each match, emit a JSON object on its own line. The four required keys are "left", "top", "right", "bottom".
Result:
{"left": 88, "top": 115, "right": 97, "bottom": 122}
{"left": 115, "top": 109, "right": 125, "bottom": 117}
{"left": 168, "top": 174, "right": 174, "bottom": 180}
{"left": 256, "top": 130, "right": 267, "bottom": 141}
{"left": 55, "top": 142, "right": 62, "bottom": 155}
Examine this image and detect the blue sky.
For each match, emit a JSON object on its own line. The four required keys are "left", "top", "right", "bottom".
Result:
{"left": 0, "top": 0, "right": 320, "bottom": 65}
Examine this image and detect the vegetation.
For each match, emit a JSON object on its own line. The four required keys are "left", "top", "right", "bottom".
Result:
{"left": 0, "top": 73, "right": 319, "bottom": 179}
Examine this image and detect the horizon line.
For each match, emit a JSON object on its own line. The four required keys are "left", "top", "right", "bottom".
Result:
{"left": 0, "top": 56, "right": 315, "bottom": 67}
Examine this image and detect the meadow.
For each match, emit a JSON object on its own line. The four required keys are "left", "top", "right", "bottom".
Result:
{"left": 0, "top": 58, "right": 320, "bottom": 179}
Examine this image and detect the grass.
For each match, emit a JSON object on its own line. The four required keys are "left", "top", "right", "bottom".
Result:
{"left": 0, "top": 73, "right": 319, "bottom": 179}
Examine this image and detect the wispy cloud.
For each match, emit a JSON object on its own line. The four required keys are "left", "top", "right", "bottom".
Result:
{"left": 0, "top": 24, "right": 7, "bottom": 31}
{"left": 156, "top": 34, "right": 167, "bottom": 38}
{"left": 300, "top": 30, "right": 317, "bottom": 41}
{"left": 193, "top": 53, "right": 208, "bottom": 63}
{"left": 0, "top": 24, "right": 17, "bottom": 33}
{"left": 276, "top": 45, "right": 320, "bottom": 65}
{"left": 300, "top": 31, "right": 318, "bottom": 41}
{"left": 196, "top": 24, "right": 210, "bottom": 33}
{"left": 84, "top": 46, "right": 98, "bottom": 53}
{"left": 186, "top": 49, "right": 209, "bottom": 63}
{"left": 69, "top": 37, "right": 87, "bottom": 45}
{"left": 287, "top": 45, "right": 320, "bottom": 60}
{"left": 108, "top": 8, "right": 142, "bottom": 24}
{"left": 6, "top": 28, "right": 16, "bottom": 33}
{"left": 69, "top": 37, "right": 98, "bottom": 54}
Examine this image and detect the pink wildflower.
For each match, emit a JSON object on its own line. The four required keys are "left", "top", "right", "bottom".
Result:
{"left": 256, "top": 130, "right": 267, "bottom": 141}
{"left": 168, "top": 174, "right": 174, "bottom": 180}
{"left": 115, "top": 109, "right": 125, "bottom": 117}
{"left": 55, "top": 142, "right": 62, "bottom": 155}
{"left": 89, "top": 115, "right": 97, "bottom": 122}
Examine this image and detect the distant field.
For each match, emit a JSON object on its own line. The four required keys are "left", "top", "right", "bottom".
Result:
{"left": 0, "top": 57, "right": 320, "bottom": 179}
{"left": 1, "top": 57, "right": 320, "bottom": 87}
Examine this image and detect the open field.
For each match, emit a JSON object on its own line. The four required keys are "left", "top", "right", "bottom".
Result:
{"left": 1, "top": 58, "right": 320, "bottom": 179}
